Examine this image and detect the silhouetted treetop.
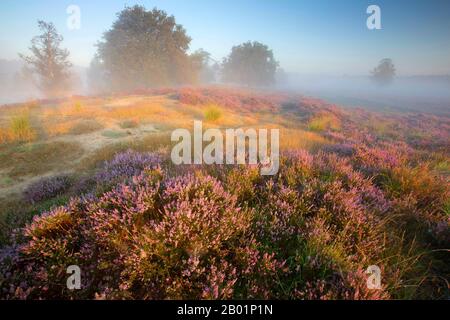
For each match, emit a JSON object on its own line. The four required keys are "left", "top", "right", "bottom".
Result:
{"left": 222, "top": 41, "right": 278, "bottom": 87}
{"left": 96, "top": 5, "right": 197, "bottom": 90}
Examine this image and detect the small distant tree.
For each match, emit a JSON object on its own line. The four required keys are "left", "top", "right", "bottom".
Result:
{"left": 19, "top": 21, "right": 72, "bottom": 97}
{"left": 371, "top": 58, "right": 396, "bottom": 85}
{"left": 97, "top": 6, "right": 194, "bottom": 90}
{"left": 222, "top": 41, "right": 278, "bottom": 87}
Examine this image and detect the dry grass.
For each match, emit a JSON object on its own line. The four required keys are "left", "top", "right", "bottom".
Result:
{"left": 101, "top": 130, "right": 129, "bottom": 139}
{"left": 308, "top": 113, "right": 341, "bottom": 132}
{"left": 0, "top": 110, "right": 36, "bottom": 143}
{"left": 0, "top": 92, "right": 332, "bottom": 202}
{"left": 77, "top": 132, "right": 171, "bottom": 171}
{"left": 108, "top": 99, "right": 174, "bottom": 120}
{"left": 280, "top": 128, "right": 331, "bottom": 151}
{"left": 45, "top": 119, "right": 104, "bottom": 137}
{"left": 119, "top": 119, "right": 140, "bottom": 129}
{"left": 69, "top": 120, "right": 104, "bottom": 135}
{"left": 45, "top": 121, "right": 74, "bottom": 137}
{"left": 0, "top": 141, "right": 83, "bottom": 178}
{"left": 204, "top": 104, "right": 223, "bottom": 122}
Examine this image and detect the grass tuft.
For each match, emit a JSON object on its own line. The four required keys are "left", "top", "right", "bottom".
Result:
{"left": 204, "top": 105, "right": 223, "bottom": 122}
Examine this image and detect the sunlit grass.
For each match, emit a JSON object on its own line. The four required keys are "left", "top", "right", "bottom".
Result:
{"left": 77, "top": 132, "right": 171, "bottom": 171}
{"left": 0, "top": 111, "right": 36, "bottom": 143}
{"left": 45, "top": 121, "right": 74, "bottom": 137}
{"left": 109, "top": 100, "right": 173, "bottom": 120}
{"left": 101, "top": 130, "right": 129, "bottom": 139}
{"left": 73, "top": 101, "right": 83, "bottom": 113}
{"left": 280, "top": 128, "right": 330, "bottom": 151}
{"left": 69, "top": 120, "right": 104, "bottom": 135}
{"left": 0, "top": 141, "right": 83, "bottom": 177}
{"left": 204, "top": 104, "right": 223, "bottom": 122}
{"left": 308, "top": 113, "right": 341, "bottom": 132}
{"left": 0, "top": 87, "right": 448, "bottom": 300}
{"left": 119, "top": 119, "right": 139, "bottom": 129}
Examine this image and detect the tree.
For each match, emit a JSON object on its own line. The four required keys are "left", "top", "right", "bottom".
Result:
{"left": 87, "top": 55, "right": 109, "bottom": 94}
{"left": 96, "top": 6, "right": 195, "bottom": 90}
{"left": 222, "top": 41, "right": 278, "bottom": 87}
{"left": 190, "top": 49, "right": 216, "bottom": 84}
{"left": 371, "top": 58, "right": 396, "bottom": 85}
{"left": 19, "top": 21, "right": 72, "bottom": 98}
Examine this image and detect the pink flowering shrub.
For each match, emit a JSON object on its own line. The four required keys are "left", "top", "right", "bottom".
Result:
{"left": 0, "top": 168, "right": 286, "bottom": 299}
{"left": 1, "top": 144, "right": 448, "bottom": 300}
{"left": 95, "top": 150, "right": 163, "bottom": 188}
{"left": 23, "top": 175, "right": 72, "bottom": 204}
{"left": 173, "top": 87, "right": 282, "bottom": 112}
{"left": 1, "top": 87, "right": 449, "bottom": 300}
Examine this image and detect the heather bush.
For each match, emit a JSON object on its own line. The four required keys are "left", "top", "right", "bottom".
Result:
{"left": 1, "top": 147, "right": 448, "bottom": 299}
{"left": 175, "top": 87, "right": 280, "bottom": 112}
{"left": 1, "top": 85, "right": 449, "bottom": 301}
{"left": 0, "top": 167, "right": 286, "bottom": 299}
{"left": 0, "top": 197, "right": 89, "bottom": 299}
{"left": 95, "top": 149, "right": 163, "bottom": 189}
{"left": 323, "top": 143, "right": 355, "bottom": 157}
{"left": 23, "top": 175, "right": 72, "bottom": 204}
{"left": 118, "top": 173, "right": 281, "bottom": 299}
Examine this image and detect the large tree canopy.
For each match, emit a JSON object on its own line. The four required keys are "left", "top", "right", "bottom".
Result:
{"left": 96, "top": 6, "right": 197, "bottom": 90}
{"left": 19, "top": 21, "right": 72, "bottom": 98}
{"left": 222, "top": 41, "right": 278, "bottom": 87}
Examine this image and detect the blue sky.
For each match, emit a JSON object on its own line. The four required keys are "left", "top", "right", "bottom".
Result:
{"left": 0, "top": 0, "right": 449, "bottom": 75}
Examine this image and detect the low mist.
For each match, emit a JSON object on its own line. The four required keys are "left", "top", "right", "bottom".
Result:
{"left": 278, "top": 74, "right": 450, "bottom": 115}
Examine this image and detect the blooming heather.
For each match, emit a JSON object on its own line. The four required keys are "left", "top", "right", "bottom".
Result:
{"left": 23, "top": 175, "right": 72, "bottom": 204}
{"left": 1, "top": 87, "right": 449, "bottom": 300}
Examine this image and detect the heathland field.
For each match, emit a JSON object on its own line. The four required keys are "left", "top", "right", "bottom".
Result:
{"left": 0, "top": 86, "right": 448, "bottom": 299}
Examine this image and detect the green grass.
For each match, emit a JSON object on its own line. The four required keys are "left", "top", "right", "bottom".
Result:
{"left": 101, "top": 130, "right": 129, "bottom": 139}
{"left": 434, "top": 160, "right": 449, "bottom": 174}
{"left": 443, "top": 199, "right": 450, "bottom": 216}
{"left": 308, "top": 114, "right": 340, "bottom": 132}
{"left": 204, "top": 105, "right": 223, "bottom": 122}
{"left": 9, "top": 113, "right": 36, "bottom": 142}
{"left": 0, "top": 176, "right": 14, "bottom": 187}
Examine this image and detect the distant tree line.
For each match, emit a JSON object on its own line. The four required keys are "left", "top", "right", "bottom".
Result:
{"left": 19, "top": 5, "right": 397, "bottom": 98}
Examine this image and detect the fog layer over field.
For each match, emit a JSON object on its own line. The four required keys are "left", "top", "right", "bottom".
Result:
{"left": 2, "top": 60, "right": 450, "bottom": 116}
{"left": 0, "top": 59, "right": 87, "bottom": 105}
{"left": 280, "top": 74, "right": 450, "bottom": 115}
